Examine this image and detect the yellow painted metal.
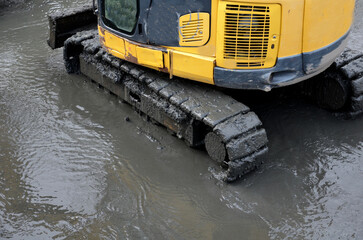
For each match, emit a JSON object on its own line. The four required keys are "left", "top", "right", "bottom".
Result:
{"left": 124, "top": 40, "right": 137, "bottom": 61}
{"left": 172, "top": 51, "right": 215, "bottom": 84}
{"left": 303, "top": 0, "right": 355, "bottom": 53}
{"left": 99, "top": 26, "right": 126, "bottom": 58}
{"left": 245, "top": 0, "right": 304, "bottom": 58}
{"left": 136, "top": 46, "right": 164, "bottom": 69}
{"left": 216, "top": 2, "right": 281, "bottom": 69}
{"left": 170, "top": 0, "right": 305, "bottom": 60}
{"left": 99, "top": 26, "right": 164, "bottom": 71}
{"left": 98, "top": 0, "right": 304, "bottom": 84}
{"left": 168, "top": 0, "right": 219, "bottom": 57}
{"left": 99, "top": 26, "right": 214, "bottom": 84}
{"left": 179, "top": 12, "right": 210, "bottom": 47}
{"left": 98, "top": 0, "right": 354, "bottom": 86}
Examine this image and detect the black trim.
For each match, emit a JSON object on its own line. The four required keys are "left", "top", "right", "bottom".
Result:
{"left": 214, "top": 31, "right": 350, "bottom": 91}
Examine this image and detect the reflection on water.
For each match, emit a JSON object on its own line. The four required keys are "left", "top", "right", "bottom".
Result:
{"left": 0, "top": 1, "right": 362, "bottom": 239}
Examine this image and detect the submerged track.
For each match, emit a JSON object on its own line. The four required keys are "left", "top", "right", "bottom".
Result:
{"left": 48, "top": 6, "right": 362, "bottom": 182}
{"left": 63, "top": 30, "right": 269, "bottom": 182}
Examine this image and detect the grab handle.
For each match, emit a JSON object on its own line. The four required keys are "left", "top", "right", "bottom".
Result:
{"left": 93, "top": 0, "right": 98, "bottom": 15}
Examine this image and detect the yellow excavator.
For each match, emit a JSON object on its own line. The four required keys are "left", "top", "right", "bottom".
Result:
{"left": 48, "top": 0, "right": 363, "bottom": 181}
{"left": 97, "top": 0, "right": 354, "bottom": 90}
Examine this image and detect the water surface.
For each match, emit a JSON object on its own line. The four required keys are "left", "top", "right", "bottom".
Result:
{"left": 0, "top": 1, "right": 362, "bottom": 239}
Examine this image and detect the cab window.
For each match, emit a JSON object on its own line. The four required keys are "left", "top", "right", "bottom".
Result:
{"left": 103, "top": 0, "right": 138, "bottom": 33}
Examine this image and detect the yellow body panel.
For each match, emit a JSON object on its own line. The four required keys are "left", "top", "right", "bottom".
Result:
{"left": 303, "top": 0, "right": 355, "bottom": 53}
{"left": 99, "top": 26, "right": 215, "bottom": 84}
{"left": 124, "top": 41, "right": 137, "bottom": 62}
{"left": 215, "top": 2, "right": 282, "bottom": 69}
{"left": 168, "top": 0, "right": 219, "bottom": 57}
{"left": 170, "top": 0, "right": 305, "bottom": 59}
{"left": 100, "top": 27, "right": 126, "bottom": 58}
{"left": 179, "top": 12, "right": 210, "bottom": 47}
{"left": 172, "top": 51, "right": 215, "bottom": 84}
{"left": 136, "top": 46, "right": 164, "bottom": 69}
{"left": 99, "top": 0, "right": 354, "bottom": 87}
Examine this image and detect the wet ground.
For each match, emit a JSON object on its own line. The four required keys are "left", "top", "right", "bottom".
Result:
{"left": 0, "top": 1, "right": 362, "bottom": 239}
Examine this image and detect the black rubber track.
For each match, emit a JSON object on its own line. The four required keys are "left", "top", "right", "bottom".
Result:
{"left": 335, "top": 48, "right": 363, "bottom": 117}
{"left": 62, "top": 30, "right": 269, "bottom": 182}
{"left": 301, "top": 48, "right": 363, "bottom": 118}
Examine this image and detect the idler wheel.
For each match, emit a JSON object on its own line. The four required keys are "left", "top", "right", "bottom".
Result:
{"left": 317, "top": 73, "right": 350, "bottom": 111}
{"left": 205, "top": 132, "right": 227, "bottom": 164}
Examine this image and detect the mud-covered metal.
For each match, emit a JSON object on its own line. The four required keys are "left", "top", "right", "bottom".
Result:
{"left": 47, "top": 5, "right": 97, "bottom": 49}
{"left": 335, "top": 49, "right": 363, "bottom": 116}
{"left": 300, "top": 48, "right": 363, "bottom": 117}
{"left": 62, "top": 30, "right": 269, "bottom": 182}
{"left": 302, "top": 31, "right": 350, "bottom": 74}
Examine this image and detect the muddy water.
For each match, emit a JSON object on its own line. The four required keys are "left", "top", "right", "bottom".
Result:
{"left": 0, "top": 1, "right": 362, "bottom": 239}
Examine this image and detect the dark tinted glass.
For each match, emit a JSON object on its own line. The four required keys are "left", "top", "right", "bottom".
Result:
{"left": 104, "top": 0, "right": 137, "bottom": 33}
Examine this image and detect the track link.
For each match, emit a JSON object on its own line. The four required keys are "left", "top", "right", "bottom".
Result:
{"left": 63, "top": 30, "right": 268, "bottom": 182}
{"left": 301, "top": 48, "right": 363, "bottom": 117}
{"left": 335, "top": 48, "right": 363, "bottom": 116}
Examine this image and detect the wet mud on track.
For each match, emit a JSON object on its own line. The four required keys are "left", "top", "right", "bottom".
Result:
{"left": 0, "top": 1, "right": 362, "bottom": 239}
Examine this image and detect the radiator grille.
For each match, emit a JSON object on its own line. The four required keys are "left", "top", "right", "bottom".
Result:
{"left": 224, "top": 4, "right": 271, "bottom": 68}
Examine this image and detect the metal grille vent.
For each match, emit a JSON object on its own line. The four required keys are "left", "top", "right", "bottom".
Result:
{"left": 179, "top": 13, "right": 210, "bottom": 47}
{"left": 180, "top": 19, "right": 204, "bottom": 43}
{"left": 224, "top": 4, "right": 271, "bottom": 68}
